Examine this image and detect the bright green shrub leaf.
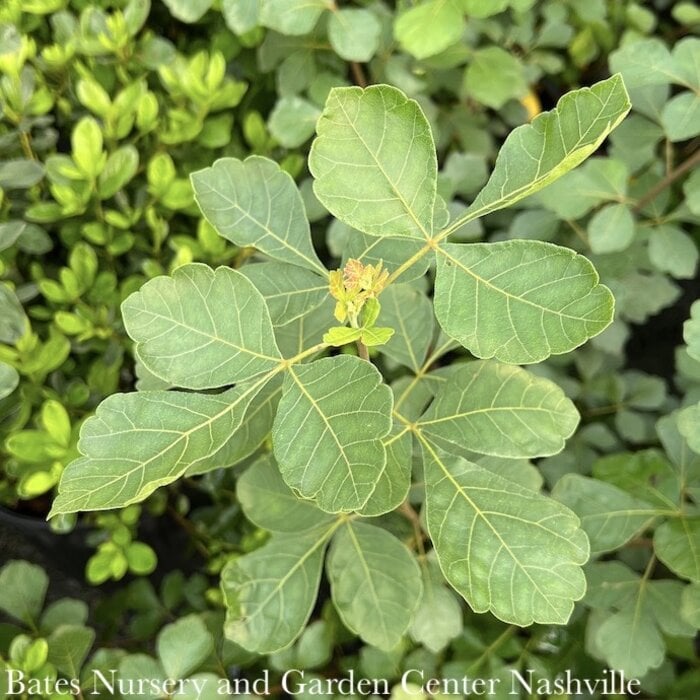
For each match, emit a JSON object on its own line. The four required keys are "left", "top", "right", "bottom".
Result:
{"left": 239, "top": 263, "right": 328, "bottom": 325}
{"left": 269, "top": 96, "right": 321, "bottom": 148}
{"left": 0, "top": 362, "right": 19, "bottom": 400}
{"left": 681, "top": 583, "right": 700, "bottom": 627}
{"left": 0, "top": 561, "right": 48, "bottom": 625}
{"left": 451, "top": 75, "right": 630, "bottom": 227}
{"left": 97, "top": 145, "right": 139, "bottom": 199}
{"left": 661, "top": 91, "right": 700, "bottom": 142}
{"left": 272, "top": 355, "right": 393, "bottom": 513}
{"left": 122, "top": 264, "right": 281, "bottom": 389}
{"left": 221, "top": 522, "right": 339, "bottom": 653}
{"left": 654, "top": 518, "right": 700, "bottom": 582}
{"left": 434, "top": 240, "right": 614, "bottom": 364}
{"left": 237, "top": 454, "right": 333, "bottom": 533}
{"left": 360, "top": 326, "right": 394, "bottom": 347}
{"left": 162, "top": 0, "right": 212, "bottom": 23}
{"left": 50, "top": 382, "right": 266, "bottom": 516}
{"left": 409, "top": 569, "right": 463, "bottom": 653}
{"left": 587, "top": 203, "right": 635, "bottom": 254}
{"left": 594, "top": 607, "right": 665, "bottom": 678}
{"left": 417, "top": 360, "right": 579, "bottom": 458}
{"left": 71, "top": 117, "right": 105, "bottom": 179}
{"left": 323, "top": 326, "right": 362, "bottom": 346}
{"left": 378, "top": 285, "right": 433, "bottom": 372}
{"left": 309, "top": 85, "right": 438, "bottom": 240}
{"left": 191, "top": 157, "right": 326, "bottom": 275}
{"left": 125, "top": 542, "right": 157, "bottom": 575}
{"left": 328, "top": 9, "right": 380, "bottom": 62}
{"left": 157, "top": 615, "right": 214, "bottom": 679}
{"left": 394, "top": 0, "right": 464, "bottom": 60}
{"left": 259, "top": 0, "right": 325, "bottom": 35}
{"left": 47, "top": 626, "right": 95, "bottom": 676}
{"left": 327, "top": 521, "right": 422, "bottom": 650}
{"left": 421, "top": 445, "right": 589, "bottom": 625}
{"left": 358, "top": 423, "right": 412, "bottom": 517}
{"left": 463, "top": 47, "right": 528, "bottom": 109}
{"left": 552, "top": 474, "right": 659, "bottom": 555}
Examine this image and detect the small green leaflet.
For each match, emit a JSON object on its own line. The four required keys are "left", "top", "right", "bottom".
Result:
{"left": 417, "top": 360, "right": 579, "bottom": 458}
{"left": 654, "top": 518, "right": 700, "bottom": 582}
{"left": 326, "top": 521, "right": 422, "bottom": 651}
{"left": 309, "top": 85, "right": 438, "bottom": 240}
{"left": 272, "top": 355, "right": 393, "bottom": 513}
{"left": 421, "top": 442, "right": 589, "bottom": 626}
{"left": 122, "top": 264, "right": 281, "bottom": 389}
{"left": 434, "top": 240, "right": 614, "bottom": 364}
{"left": 221, "top": 521, "right": 339, "bottom": 653}
{"left": 448, "top": 74, "right": 631, "bottom": 228}
{"left": 237, "top": 454, "right": 333, "bottom": 533}
{"left": 553, "top": 474, "right": 659, "bottom": 555}
{"left": 191, "top": 157, "right": 326, "bottom": 275}
{"left": 49, "top": 382, "right": 266, "bottom": 516}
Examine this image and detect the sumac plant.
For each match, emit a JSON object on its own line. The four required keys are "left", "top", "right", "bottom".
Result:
{"left": 50, "top": 76, "right": 631, "bottom": 653}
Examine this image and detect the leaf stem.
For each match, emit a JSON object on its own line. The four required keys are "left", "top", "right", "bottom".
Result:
{"left": 356, "top": 339, "right": 369, "bottom": 360}
{"left": 350, "top": 62, "right": 368, "bottom": 88}
{"left": 633, "top": 147, "right": 700, "bottom": 213}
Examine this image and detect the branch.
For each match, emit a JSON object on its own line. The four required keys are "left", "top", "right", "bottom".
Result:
{"left": 633, "top": 148, "right": 700, "bottom": 213}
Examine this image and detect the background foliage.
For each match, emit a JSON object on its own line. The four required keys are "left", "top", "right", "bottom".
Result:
{"left": 1, "top": 0, "right": 699, "bottom": 698}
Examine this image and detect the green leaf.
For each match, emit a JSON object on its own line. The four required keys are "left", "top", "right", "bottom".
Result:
{"left": 222, "top": 0, "right": 259, "bottom": 33}
{"left": 221, "top": 522, "right": 338, "bottom": 653}
{"left": 323, "top": 326, "right": 362, "bottom": 346}
{"left": 0, "top": 561, "right": 48, "bottom": 626}
{"left": 587, "top": 203, "right": 635, "bottom": 254}
{"left": 452, "top": 75, "right": 630, "bottom": 226}
{"left": 434, "top": 240, "right": 614, "bottom": 364}
{"left": 649, "top": 225, "right": 698, "bottom": 279}
{"left": 683, "top": 302, "right": 700, "bottom": 362}
{"left": 47, "top": 626, "right": 95, "bottom": 676}
{"left": 122, "top": 264, "right": 281, "bottom": 389}
{"left": 358, "top": 422, "right": 412, "bottom": 517}
{"left": 162, "top": 0, "right": 212, "bottom": 23}
{"left": 157, "top": 615, "right": 214, "bottom": 679}
{"left": 50, "top": 382, "right": 266, "bottom": 516}
{"left": 654, "top": 518, "right": 700, "bottom": 582}
{"left": 97, "top": 145, "right": 139, "bottom": 199}
{"left": 420, "top": 444, "right": 589, "bottom": 625}
{"left": 192, "top": 157, "right": 326, "bottom": 275}
{"left": 377, "top": 284, "right": 433, "bottom": 372}
{"left": 237, "top": 454, "right": 333, "bottom": 533}
{"left": 681, "top": 583, "right": 700, "bottom": 627}
{"left": 41, "top": 600, "right": 88, "bottom": 633}
{"left": 0, "top": 158, "right": 45, "bottom": 189}
{"left": 463, "top": 47, "right": 528, "bottom": 109}
{"left": 239, "top": 263, "right": 328, "bottom": 325}
{"left": 594, "top": 607, "right": 665, "bottom": 678}
{"left": 409, "top": 569, "right": 463, "bottom": 653}
{"left": 360, "top": 326, "right": 394, "bottom": 347}
{"left": 552, "top": 474, "right": 659, "bottom": 555}
{"left": 394, "top": 0, "right": 464, "bottom": 60}
{"left": 609, "top": 38, "right": 687, "bottom": 89}
{"left": 327, "top": 521, "right": 422, "bottom": 650}
{"left": 269, "top": 97, "right": 321, "bottom": 149}
{"left": 0, "top": 284, "right": 28, "bottom": 343}
{"left": 259, "top": 0, "right": 325, "bottom": 35}
{"left": 418, "top": 360, "right": 579, "bottom": 458}
{"left": 310, "top": 85, "right": 438, "bottom": 240}
{"left": 0, "top": 362, "right": 19, "bottom": 400}
{"left": 272, "top": 355, "right": 393, "bottom": 512}
{"left": 328, "top": 9, "right": 380, "bottom": 62}
{"left": 661, "top": 91, "right": 700, "bottom": 142}
{"left": 71, "top": 117, "right": 105, "bottom": 179}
